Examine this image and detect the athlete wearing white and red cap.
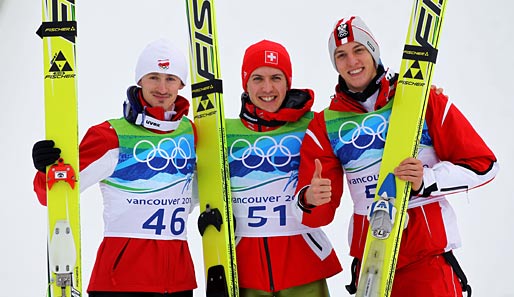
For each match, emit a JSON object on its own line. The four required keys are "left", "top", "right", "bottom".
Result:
{"left": 294, "top": 16, "right": 498, "bottom": 297}
{"left": 32, "top": 39, "right": 198, "bottom": 297}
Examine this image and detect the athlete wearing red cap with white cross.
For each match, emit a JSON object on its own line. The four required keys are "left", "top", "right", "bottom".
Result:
{"left": 228, "top": 40, "right": 341, "bottom": 296}
{"left": 294, "top": 16, "right": 498, "bottom": 296}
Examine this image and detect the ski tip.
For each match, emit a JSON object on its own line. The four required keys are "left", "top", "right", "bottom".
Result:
{"left": 378, "top": 173, "right": 396, "bottom": 198}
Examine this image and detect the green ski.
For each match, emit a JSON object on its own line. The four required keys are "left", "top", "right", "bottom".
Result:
{"left": 36, "top": 0, "right": 81, "bottom": 296}
{"left": 356, "top": 0, "right": 447, "bottom": 296}
{"left": 184, "top": 0, "right": 238, "bottom": 296}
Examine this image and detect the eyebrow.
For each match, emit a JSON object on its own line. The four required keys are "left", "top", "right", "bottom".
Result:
{"left": 147, "top": 73, "right": 178, "bottom": 79}
{"left": 335, "top": 44, "right": 366, "bottom": 55}
{"left": 251, "top": 73, "right": 285, "bottom": 78}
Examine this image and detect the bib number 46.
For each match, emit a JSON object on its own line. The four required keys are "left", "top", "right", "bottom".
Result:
{"left": 142, "top": 207, "right": 186, "bottom": 235}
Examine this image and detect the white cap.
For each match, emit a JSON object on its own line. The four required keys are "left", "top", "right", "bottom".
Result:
{"left": 328, "top": 16, "right": 381, "bottom": 70}
{"left": 135, "top": 38, "right": 188, "bottom": 86}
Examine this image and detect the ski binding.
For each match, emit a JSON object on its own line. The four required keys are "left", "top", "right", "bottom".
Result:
{"left": 47, "top": 158, "right": 77, "bottom": 189}
{"left": 368, "top": 173, "right": 397, "bottom": 239}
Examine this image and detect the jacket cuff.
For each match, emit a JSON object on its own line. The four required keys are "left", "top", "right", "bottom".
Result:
{"left": 418, "top": 168, "right": 438, "bottom": 197}
{"left": 410, "top": 181, "right": 423, "bottom": 197}
{"left": 296, "top": 186, "right": 315, "bottom": 213}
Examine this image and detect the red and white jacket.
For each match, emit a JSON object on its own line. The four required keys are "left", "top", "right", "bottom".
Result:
{"left": 232, "top": 89, "right": 342, "bottom": 292}
{"left": 33, "top": 90, "right": 198, "bottom": 294}
{"left": 294, "top": 70, "right": 498, "bottom": 269}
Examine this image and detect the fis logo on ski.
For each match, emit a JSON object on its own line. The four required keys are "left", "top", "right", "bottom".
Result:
{"left": 45, "top": 51, "right": 76, "bottom": 80}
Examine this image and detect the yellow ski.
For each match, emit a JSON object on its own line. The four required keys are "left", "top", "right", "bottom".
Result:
{"left": 356, "top": 0, "right": 447, "bottom": 296}
{"left": 184, "top": 0, "right": 238, "bottom": 296}
{"left": 36, "top": 0, "right": 81, "bottom": 296}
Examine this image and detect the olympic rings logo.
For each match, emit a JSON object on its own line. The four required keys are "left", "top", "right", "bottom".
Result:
{"left": 230, "top": 135, "right": 302, "bottom": 169}
{"left": 339, "top": 114, "right": 388, "bottom": 149}
{"left": 133, "top": 137, "right": 193, "bottom": 171}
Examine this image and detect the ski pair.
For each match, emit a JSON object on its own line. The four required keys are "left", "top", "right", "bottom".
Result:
{"left": 37, "top": 1, "right": 237, "bottom": 296}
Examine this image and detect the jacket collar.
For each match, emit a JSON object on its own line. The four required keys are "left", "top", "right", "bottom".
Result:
{"left": 239, "top": 88, "right": 314, "bottom": 132}
{"left": 329, "top": 67, "right": 398, "bottom": 113}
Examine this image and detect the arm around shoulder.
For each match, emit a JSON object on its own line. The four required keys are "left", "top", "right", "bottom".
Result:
{"left": 417, "top": 91, "right": 499, "bottom": 197}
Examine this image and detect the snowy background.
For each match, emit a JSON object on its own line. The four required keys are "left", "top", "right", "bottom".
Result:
{"left": 1, "top": 0, "right": 512, "bottom": 296}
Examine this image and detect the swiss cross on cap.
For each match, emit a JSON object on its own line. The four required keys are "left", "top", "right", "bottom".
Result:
{"left": 264, "top": 50, "right": 279, "bottom": 65}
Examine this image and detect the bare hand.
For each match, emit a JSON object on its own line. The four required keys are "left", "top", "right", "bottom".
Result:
{"left": 430, "top": 85, "right": 449, "bottom": 100}
{"left": 431, "top": 84, "right": 444, "bottom": 95}
{"left": 305, "top": 159, "right": 332, "bottom": 206}
{"left": 393, "top": 157, "right": 423, "bottom": 192}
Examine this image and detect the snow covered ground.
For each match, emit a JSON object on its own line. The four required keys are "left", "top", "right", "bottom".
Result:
{"left": 1, "top": 0, "right": 512, "bottom": 295}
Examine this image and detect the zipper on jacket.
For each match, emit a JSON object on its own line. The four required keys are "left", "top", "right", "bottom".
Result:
{"left": 263, "top": 237, "right": 275, "bottom": 292}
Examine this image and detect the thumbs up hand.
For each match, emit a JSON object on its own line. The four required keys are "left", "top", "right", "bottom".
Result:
{"left": 304, "top": 159, "right": 332, "bottom": 206}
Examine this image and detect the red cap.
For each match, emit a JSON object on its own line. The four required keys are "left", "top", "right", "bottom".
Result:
{"left": 241, "top": 40, "right": 292, "bottom": 92}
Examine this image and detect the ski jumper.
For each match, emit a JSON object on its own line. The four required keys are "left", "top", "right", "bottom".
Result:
{"left": 294, "top": 69, "right": 498, "bottom": 296}
{"left": 229, "top": 89, "right": 342, "bottom": 293}
{"left": 33, "top": 88, "right": 198, "bottom": 294}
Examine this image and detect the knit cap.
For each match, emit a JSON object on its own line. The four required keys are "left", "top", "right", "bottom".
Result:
{"left": 135, "top": 38, "right": 188, "bottom": 86}
{"left": 241, "top": 40, "right": 292, "bottom": 92}
{"left": 328, "top": 16, "right": 380, "bottom": 70}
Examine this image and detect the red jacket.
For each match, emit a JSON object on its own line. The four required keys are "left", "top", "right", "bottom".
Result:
{"left": 233, "top": 89, "right": 342, "bottom": 292}
{"left": 33, "top": 91, "right": 198, "bottom": 293}
{"left": 294, "top": 72, "right": 498, "bottom": 269}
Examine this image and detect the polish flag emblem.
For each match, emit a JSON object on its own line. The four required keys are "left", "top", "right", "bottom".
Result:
{"left": 158, "top": 59, "right": 170, "bottom": 70}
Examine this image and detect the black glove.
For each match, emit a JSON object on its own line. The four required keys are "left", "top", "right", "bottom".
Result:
{"left": 32, "top": 140, "right": 61, "bottom": 172}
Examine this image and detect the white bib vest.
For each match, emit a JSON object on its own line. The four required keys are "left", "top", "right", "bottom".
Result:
{"left": 101, "top": 118, "right": 196, "bottom": 240}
